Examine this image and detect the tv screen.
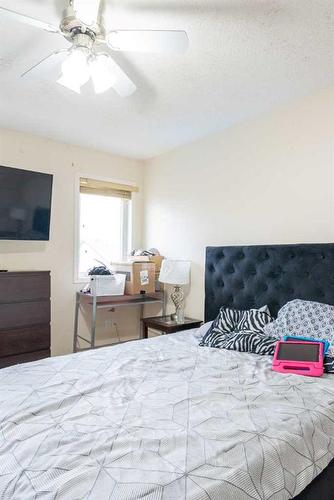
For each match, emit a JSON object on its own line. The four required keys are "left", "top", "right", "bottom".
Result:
{"left": 0, "top": 165, "right": 53, "bottom": 241}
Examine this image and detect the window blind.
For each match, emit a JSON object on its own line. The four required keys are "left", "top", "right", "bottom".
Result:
{"left": 80, "top": 177, "right": 139, "bottom": 200}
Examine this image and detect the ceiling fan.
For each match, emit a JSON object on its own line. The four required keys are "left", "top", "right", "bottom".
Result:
{"left": 0, "top": 0, "right": 189, "bottom": 96}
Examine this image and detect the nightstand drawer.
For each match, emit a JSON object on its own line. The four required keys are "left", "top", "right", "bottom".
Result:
{"left": 0, "top": 272, "right": 50, "bottom": 304}
{"left": 0, "top": 350, "right": 50, "bottom": 369}
{"left": 0, "top": 325, "right": 50, "bottom": 357}
{"left": 0, "top": 301, "right": 50, "bottom": 329}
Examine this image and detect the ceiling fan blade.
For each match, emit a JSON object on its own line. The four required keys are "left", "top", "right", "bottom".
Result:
{"left": 107, "top": 30, "right": 189, "bottom": 54}
{"left": 74, "top": 0, "right": 101, "bottom": 26}
{"left": 21, "top": 49, "right": 69, "bottom": 79}
{"left": 0, "top": 6, "right": 60, "bottom": 33}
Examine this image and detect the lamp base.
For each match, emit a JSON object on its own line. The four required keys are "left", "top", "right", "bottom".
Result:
{"left": 170, "top": 285, "right": 185, "bottom": 323}
{"left": 171, "top": 312, "right": 179, "bottom": 322}
{"left": 171, "top": 312, "right": 185, "bottom": 324}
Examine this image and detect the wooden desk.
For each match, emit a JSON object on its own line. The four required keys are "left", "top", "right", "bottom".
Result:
{"left": 73, "top": 291, "right": 165, "bottom": 352}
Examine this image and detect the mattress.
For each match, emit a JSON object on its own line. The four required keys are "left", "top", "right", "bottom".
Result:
{"left": 1, "top": 329, "right": 334, "bottom": 500}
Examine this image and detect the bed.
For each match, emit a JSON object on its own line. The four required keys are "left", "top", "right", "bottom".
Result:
{"left": 1, "top": 243, "right": 334, "bottom": 500}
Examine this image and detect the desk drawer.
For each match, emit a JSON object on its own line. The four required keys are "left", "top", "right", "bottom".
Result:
{"left": 0, "top": 324, "right": 50, "bottom": 357}
{"left": 0, "top": 273, "right": 50, "bottom": 304}
{"left": 0, "top": 350, "right": 50, "bottom": 368}
{"left": 0, "top": 301, "right": 50, "bottom": 329}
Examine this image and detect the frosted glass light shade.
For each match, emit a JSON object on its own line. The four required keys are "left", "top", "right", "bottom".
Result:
{"left": 57, "top": 48, "right": 89, "bottom": 93}
{"left": 159, "top": 260, "right": 190, "bottom": 286}
{"left": 90, "top": 55, "right": 116, "bottom": 94}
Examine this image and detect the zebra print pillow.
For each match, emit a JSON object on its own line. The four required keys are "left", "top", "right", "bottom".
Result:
{"left": 324, "top": 356, "right": 334, "bottom": 373}
{"left": 199, "top": 305, "right": 274, "bottom": 351}
{"left": 211, "top": 330, "right": 277, "bottom": 355}
{"left": 236, "top": 308, "right": 273, "bottom": 333}
{"left": 205, "top": 305, "right": 242, "bottom": 336}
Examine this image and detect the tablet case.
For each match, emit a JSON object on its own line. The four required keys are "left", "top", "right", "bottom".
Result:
{"left": 272, "top": 341, "right": 324, "bottom": 377}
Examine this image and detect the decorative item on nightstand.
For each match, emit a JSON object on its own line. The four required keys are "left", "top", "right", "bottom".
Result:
{"left": 159, "top": 259, "right": 191, "bottom": 323}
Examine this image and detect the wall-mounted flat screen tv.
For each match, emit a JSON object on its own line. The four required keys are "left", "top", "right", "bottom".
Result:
{"left": 0, "top": 165, "right": 53, "bottom": 241}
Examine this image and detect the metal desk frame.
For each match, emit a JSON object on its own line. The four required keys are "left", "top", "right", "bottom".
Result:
{"left": 73, "top": 290, "right": 165, "bottom": 352}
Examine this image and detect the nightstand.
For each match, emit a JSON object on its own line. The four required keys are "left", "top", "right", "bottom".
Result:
{"left": 142, "top": 316, "right": 202, "bottom": 338}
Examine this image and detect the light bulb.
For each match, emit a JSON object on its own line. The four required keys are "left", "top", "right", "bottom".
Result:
{"left": 90, "top": 55, "right": 116, "bottom": 94}
{"left": 57, "top": 48, "right": 90, "bottom": 93}
{"left": 62, "top": 48, "right": 90, "bottom": 85}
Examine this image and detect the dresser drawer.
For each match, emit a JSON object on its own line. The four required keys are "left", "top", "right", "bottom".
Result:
{"left": 0, "top": 301, "right": 50, "bottom": 329}
{"left": 0, "top": 272, "right": 50, "bottom": 304}
{"left": 0, "top": 350, "right": 50, "bottom": 369}
{"left": 0, "top": 325, "right": 50, "bottom": 357}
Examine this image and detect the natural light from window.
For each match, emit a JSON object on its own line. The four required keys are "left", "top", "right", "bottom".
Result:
{"left": 78, "top": 192, "right": 131, "bottom": 278}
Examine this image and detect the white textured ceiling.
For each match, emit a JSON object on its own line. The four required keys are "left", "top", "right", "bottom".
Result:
{"left": 0, "top": 0, "right": 333, "bottom": 159}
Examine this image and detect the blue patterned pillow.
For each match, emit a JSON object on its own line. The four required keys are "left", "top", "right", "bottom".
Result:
{"left": 264, "top": 299, "right": 334, "bottom": 355}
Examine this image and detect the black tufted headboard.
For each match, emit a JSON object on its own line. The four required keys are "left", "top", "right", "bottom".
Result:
{"left": 205, "top": 243, "right": 334, "bottom": 322}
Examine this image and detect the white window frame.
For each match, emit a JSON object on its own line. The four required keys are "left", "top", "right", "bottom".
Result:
{"left": 74, "top": 173, "right": 135, "bottom": 284}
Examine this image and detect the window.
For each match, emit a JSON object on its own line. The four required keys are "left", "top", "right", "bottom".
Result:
{"left": 76, "top": 177, "right": 137, "bottom": 280}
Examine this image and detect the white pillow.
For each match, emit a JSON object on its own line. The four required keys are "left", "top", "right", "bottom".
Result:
{"left": 193, "top": 321, "right": 213, "bottom": 339}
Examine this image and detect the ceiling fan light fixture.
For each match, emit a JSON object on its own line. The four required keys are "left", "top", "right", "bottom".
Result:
{"left": 58, "top": 47, "right": 90, "bottom": 93}
{"left": 90, "top": 55, "right": 116, "bottom": 94}
{"left": 1, "top": 4, "right": 189, "bottom": 99}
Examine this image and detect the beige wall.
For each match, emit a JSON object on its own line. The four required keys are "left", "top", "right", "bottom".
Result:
{"left": 1, "top": 87, "right": 333, "bottom": 354}
{"left": 0, "top": 129, "right": 144, "bottom": 355}
{"left": 143, "top": 86, "right": 334, "bottom": 321}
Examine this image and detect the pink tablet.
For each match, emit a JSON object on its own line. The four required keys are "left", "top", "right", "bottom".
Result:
{"left": 272, "top": 341, "right": 324, "bottom": 377}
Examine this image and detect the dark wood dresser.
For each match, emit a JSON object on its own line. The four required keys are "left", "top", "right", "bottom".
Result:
{"left": 0, "top": 271, "right": 51, "bottom": 368}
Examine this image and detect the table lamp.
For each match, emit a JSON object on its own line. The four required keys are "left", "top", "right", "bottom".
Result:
{"left": 159, "top": 259, "right": 191, "bottom": 323}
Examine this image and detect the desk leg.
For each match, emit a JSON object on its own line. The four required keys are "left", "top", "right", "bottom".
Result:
{"left": 142, "top": 323, "right": 148, "bottom": 339}
{"left": 73, "top": 292, "right": 80, "bottom": 353}
{"left": 140, "top": 304, "right": 144, "bottom": 339}
{"left": 91, "top": 294, "right": 97, "bottom": 348}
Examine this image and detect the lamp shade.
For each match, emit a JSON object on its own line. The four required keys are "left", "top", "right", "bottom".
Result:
{"left": 159, "top": 259, "right": 191, "bottom": 285}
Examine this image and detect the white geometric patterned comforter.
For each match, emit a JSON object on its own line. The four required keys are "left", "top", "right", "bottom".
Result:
{"left": 1, "top": 329, "right": 334, "bottom": 500}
